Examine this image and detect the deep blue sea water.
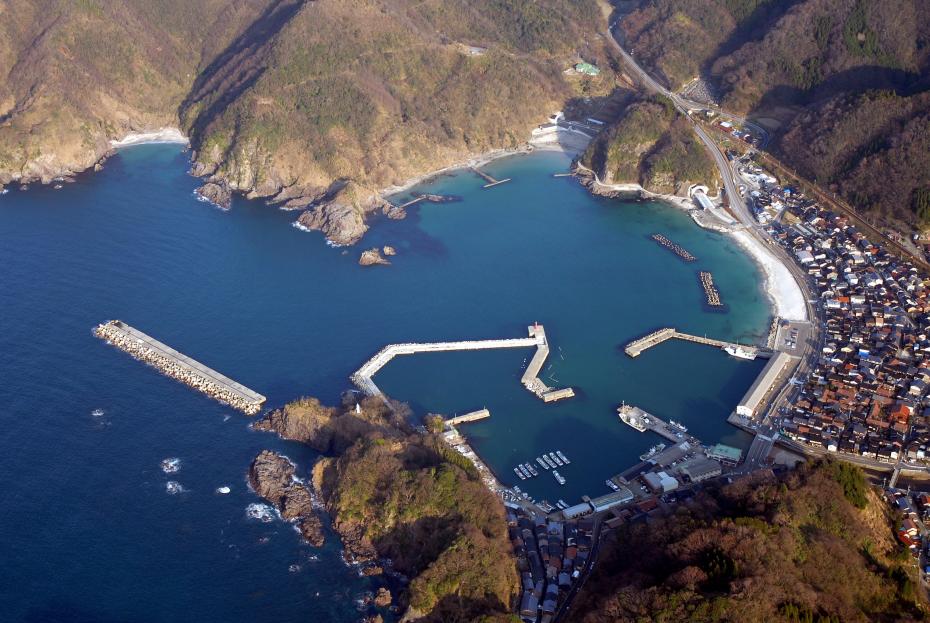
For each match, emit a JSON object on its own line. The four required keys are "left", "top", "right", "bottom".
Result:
{"left": 0, "top": 145, "right": 769, "bottom": 621}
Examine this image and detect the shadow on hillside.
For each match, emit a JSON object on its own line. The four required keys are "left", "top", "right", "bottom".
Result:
{"left": 179, "top": 0, "right": 304, "bottom": 137}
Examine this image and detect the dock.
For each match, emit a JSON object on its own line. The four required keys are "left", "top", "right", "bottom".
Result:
{"left": 618, "top": 403, "right": 700, "bottom": 445}
{"left": 351, "top": 323, "right": 574, "bottom": 402}
{"left": 446, "top": 408, "right": 491, "bottom": 426}
{"left": 623, "top": 327, "right": 772, "bottom": 359}
{"left": 395, "top": 193, "right": 459, "bottom": 210}
{"left": 94, "top": 320, "right": 266, "bottom": 415}
{"left": 471, "top": 166, "right": 511, "bottom": 188}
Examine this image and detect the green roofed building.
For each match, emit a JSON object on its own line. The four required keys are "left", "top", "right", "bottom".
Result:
{"left": 707, "top": 443, "right": 742, "bottom": 465}
{"left": 575, "top": 62, "right": 600, "bottom": 76}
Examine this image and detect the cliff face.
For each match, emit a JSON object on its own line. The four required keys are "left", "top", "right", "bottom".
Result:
{"left": 568, "top": 460, "right": 926, "bottom": 623}
{"left": 1, "top": 0, "right": 603, "bottom": 242}
{"left": 248, "top": 450, "right": 324, "bottom": 546}
{"left": 579, "top": 96, "right": 719, "bottom": 195}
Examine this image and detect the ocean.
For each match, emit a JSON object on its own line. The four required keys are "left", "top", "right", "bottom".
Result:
{"left": 0, "top": 144, "right": 770, "bottom": 621}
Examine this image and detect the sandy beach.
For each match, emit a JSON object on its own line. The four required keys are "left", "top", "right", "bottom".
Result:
{"left": 110, "top": 127, "right": 189, "bottom": 149}
{"left": 575, "top": 163, "right": 808, "bottom": 323}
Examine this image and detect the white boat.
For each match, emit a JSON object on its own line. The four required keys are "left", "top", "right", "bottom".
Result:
{"left": 668, "top": 420, "right": 688, "bottom": 433}
{"left": 548, "top": 452, "right": 563, "bottom": 467}
{"left": 525, "top": 463, "right": 539, "bottom": 477}
{"left": 557, "top": 500, "right": 568, "bottom": 509}
{"left": 91, "top": 408, "right": 105, "bottom": 417}
{"left": 724, "top": 344, "right": 758, "bottom": 360}
{"left": 514, "top": 467, "right": 526, "bottom": 480}
{"left": 606, "top": 479, "right": 619, "bottom": 491}
{"left": 542, "top": 455, "right": 558, "bottom": 469}
{"left": 618, "top": 403, "right": 649, "bottom": 431}
{"left": 552, "top": 470, "right": 566, "bottom": 485}
{"left": 519, "top": 465, "right": 532, "bottom": 479}
{"left": 216, "top": 486, "right": 231, "bottom": 494}
{"left": 536, "top": 457, "right": 551, "bottom": 470}
{"left": 556, "top": 451, "right": 570, "bottom": 464}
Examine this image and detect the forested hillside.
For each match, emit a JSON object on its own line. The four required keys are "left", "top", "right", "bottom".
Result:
{"left": 0, "top": 0, "right": 604, "bottom": 241}
{"left": 569, "top": 460, "right": 926, "bottom": 623}
{"left": 580, "top": 95, "right": 720, "bottom": 194}
{"left": 617, "top": 0, "right": 930, "bottom": 227}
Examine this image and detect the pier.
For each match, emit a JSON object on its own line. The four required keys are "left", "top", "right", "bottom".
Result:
{"left": 94, "top": 320, "right": 266, "bottom": 415}
{"left": 618, "top": 403, "right": 700, "bottom": 445}
{"left": 395, "top": 193, "right": 459, "bottom": 210}
{"left": 446, "top": 408, "right": 491, "bottom": 426}
{"left": 471, "top": 166, "right": 511, "bottom": 189}
{"left": 351, "top": 323, "right": 574, "bottom": 402}
{"left": 623, "top": 327, "right": 772, "bottom": 359}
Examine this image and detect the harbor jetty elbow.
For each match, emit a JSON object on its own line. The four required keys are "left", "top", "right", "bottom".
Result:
{"left": 94, "top": 320, "right": 266, "bottom": 415}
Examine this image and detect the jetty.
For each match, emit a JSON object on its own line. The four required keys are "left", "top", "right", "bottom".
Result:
{"left": 94, "top": 320, "right": 266, "bottom": 415}
{"left": 623, "top": 327, "right": 772, "bottom": 359}
{"left": 699, "top": 271, "right": 723, "bottom": 307}
{"left": 651, "top": 234, "right": 696, "bottom": 262}
{"left": 447, "top": 408, "right": 491, "bottom": 426}
{"left": 618, "top": 403, "right": 700, "bottom": 445}
{"left": 471, "top": 166, "right": 511, "bottom": 189}
{"left": 351, "top": 323, "right": 574, "bottom": 402}
{"left": 395, "top": 193, "right": 459, "bottom": 210}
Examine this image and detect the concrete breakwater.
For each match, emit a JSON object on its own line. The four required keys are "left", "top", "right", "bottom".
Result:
{"left": 651, "top": 233, "right": 696, "bottom": 262}
{"left": 698, "top": 271, "right": 723, "bottom": 307}
{"left": 94, "top": 320, "right": 266, "bottom": 415}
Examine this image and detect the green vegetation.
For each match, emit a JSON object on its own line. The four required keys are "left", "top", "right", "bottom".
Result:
{"left": 325, "top": 431, "right": 518, "bottom": 621}
{"left": 581, "top": 96, "right": 719, "bottom": 194}
{"left": 568, "top": 459, "right": 926, "bottom": 623}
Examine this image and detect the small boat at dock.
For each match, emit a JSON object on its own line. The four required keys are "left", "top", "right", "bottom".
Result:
{"left": 542, "top": 455, "right": 557, "bottom": 469}
{"left": 525, "top": 463, "right": 539, "bottom": 477}
{"left": 514, "top": 467, "right": 526, "bottom": 480}
{"left": 606, "top": 479, "right": 620, "bottom": 491}
{"left": 639, "top": 443, "right": 666, "bottom": 461}
{"left": 557, "top": 500, "right": 569, "bottom": 510}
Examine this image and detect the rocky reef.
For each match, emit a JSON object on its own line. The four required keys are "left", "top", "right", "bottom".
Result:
{"left": 359, "top": 248, "right": 391, "bottom": 266}
{"left": 248, "top": 450, "right": 324, "bottom": 546}
{"left": 194, "top": 180, "right": 232, "bottom": 210}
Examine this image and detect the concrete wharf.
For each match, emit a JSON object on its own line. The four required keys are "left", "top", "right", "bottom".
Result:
{"left": 623, "top": 327, "right": 773, "bottom": 359}
{"left": 94, "top": 320, "right": 266, "bottom": 415}
{"left": 446, "top": 408, "right": 491, "bottom": 426}
{"left": 351, "top": 323, "right": 574, "bottom": 402}
{"left": 618, "top": 402, "right": 701, "bottom": 445}
{"left": 470, "top": 166, "right": 511, "bottom": 188}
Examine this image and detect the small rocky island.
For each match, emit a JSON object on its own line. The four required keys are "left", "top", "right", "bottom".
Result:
{"left": 248, "top": 450, "right": 324, "bottom": 546}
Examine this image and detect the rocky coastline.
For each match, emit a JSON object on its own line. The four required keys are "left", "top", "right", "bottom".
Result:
{"left": 248, "top": 450, "right": 324, "bottom": 546}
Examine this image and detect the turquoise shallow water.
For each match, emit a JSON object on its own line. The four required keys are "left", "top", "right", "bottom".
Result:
{"left": 0, "top": 145, "right": 769, "bottom": 620}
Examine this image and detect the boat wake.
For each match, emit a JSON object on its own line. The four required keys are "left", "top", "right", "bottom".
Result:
{"left": 166, "top": 481, "right": 186, "bottom": 495}
{"left": 245, "top": 502, "right": 276, "bottom": 523}
{"left": 161, "top": 457, "right": 181, "bottom": 474}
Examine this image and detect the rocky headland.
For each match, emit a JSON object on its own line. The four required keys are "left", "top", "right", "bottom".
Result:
{"left": 248, "top": 450, "right": 324, "bottom": 547}
{"left": 252, "top": 395, "right": 519, "bottom": 621}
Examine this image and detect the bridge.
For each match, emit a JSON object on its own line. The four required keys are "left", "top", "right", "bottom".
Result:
{"left": 351, "top": 324, "right": 574, "bottom": 402}
{"left": 623, "top": 327, "right": 773, "bottom": 359}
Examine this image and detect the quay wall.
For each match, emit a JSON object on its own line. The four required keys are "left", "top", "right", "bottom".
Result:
{"left": 447, "top": 408, "right": 491, "bottom": 426}
{"left": 94, "top": 320, "right": 266, "bottom": 415}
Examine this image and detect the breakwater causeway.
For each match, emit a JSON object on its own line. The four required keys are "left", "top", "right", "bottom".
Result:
{"left": 651, "top": 233, "right": 696, "bottom": 261}
{"left": 94, "top": 320, "right": 266, "bottom": 415}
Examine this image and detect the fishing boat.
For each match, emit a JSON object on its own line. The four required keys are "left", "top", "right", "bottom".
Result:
{"left": 639, "top": 443, "right": 667, "bottom": 462}
{"left": 724, "top": 344, "right": 758, "bottom": 360}
{"left": 548, "top": 452, "right": 563, "bottom": 467}
{"left": 556, "top": 450, "right": 570, "bottom": 464}
{"left": 525, "top": 463, "right": 539, "bottom": 477}
{"left": 552, "top": 470, "right": 566, "bottom": 485}
{"left": 513, "top": 467, "right": 526, "bottom": 480}
{"left": 536, "top": 457, "right": 551, "bottom": 470}
{"left": 542, "top": 455, "right": 558, "bottom": 469}
{"left": 605, "top": 479, "right": 620, "bottom": 491}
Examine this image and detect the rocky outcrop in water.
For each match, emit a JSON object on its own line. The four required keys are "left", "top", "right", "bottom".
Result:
{"left": 359, "top": 248, "right": 390, "bottom": 266}
{"left": 248, "top": 450, "right": 324, "bottom": 546}
{"left": 195, "top": 181, "right": 232, "bottom": 209}
{"left": 382, "top": 246, "right": 396, "bottom": 256}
